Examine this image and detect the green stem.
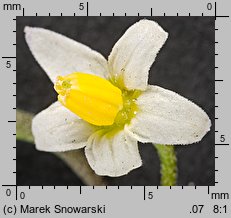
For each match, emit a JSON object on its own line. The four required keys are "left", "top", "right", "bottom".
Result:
{"left": 154, "top": 144, "right": 177, "bottom": 186}
{"left": 17, "top": 110, "right": 178, "bottom": 186}
{"left": 16, "top": 109, "right": 108, "bottom": 186}
{"left": 16, "top": 109, "right": 34, "bottom": 143}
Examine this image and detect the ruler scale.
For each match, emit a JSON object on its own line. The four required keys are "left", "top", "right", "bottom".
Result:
{"left": 0, "top": 0, "right": 230, "bottom": 217}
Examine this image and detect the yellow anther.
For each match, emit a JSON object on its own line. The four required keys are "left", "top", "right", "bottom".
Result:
{"left": 54, "top": 72, "right": 123, "bottom": 126}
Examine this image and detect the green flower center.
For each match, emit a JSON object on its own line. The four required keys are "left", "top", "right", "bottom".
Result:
{"left": 98, "top": 76, "right": 142, "bottom": 136}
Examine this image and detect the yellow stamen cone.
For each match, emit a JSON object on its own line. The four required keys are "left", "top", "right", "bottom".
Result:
{"left": 54, "top": 72, "right": 123, "bottom": 126}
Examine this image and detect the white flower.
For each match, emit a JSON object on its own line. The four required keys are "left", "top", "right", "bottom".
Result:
{"left": 24, "top": 20, "right": 211, "bottom": 177}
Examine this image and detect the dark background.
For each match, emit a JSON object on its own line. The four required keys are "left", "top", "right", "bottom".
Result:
{"left": 17, "top": 17, "right": 215, "bottom": 186}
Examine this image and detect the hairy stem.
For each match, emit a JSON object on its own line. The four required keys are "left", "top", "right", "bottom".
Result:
{"left": 154, "top": 144, "right": 177, "bottom": 186}
{"left": 16, "top": 109, "right": 34, "bottom": 143}
{"left": 17, "top": 110, "right": 178, "bottom": 186}
{"left": 16, "top": 109, "right": 107, "bottom": 186}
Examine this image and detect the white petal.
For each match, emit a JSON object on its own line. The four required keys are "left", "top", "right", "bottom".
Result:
{"left": 32, "top": 102, "right": 96, "bottom": 152}
{"left": 125, "top": 86, "right": 211, "bottom": 145}
{"left": 85, "top": 130, "right": 142, "bottom": 177}
{"left": 24, "top": 26, "right": 109, "bottom": 83}
{"left": 108, "top": 19, "right": 168, "bottom": 90}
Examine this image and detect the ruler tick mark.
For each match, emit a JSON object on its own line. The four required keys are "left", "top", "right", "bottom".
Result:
{"left": 215, "top": 143, "right": 229, "bottom": 146}
{"left": 216, "top": 15, "right": 229, "bottom": 18}
{"left": 16, "top": 185, "right": 18, "bottom": 200}
{"left": 143, "top": 186, "right": 146, "bottom": 200}
{"left": 87, "top": 2, "right": 89, "bottom": 16}
{"left": 215, "top": 2, "right": 217, "bottom": 20}
{"left": 2, "top": 56, "right": 16, "bottom": 59}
